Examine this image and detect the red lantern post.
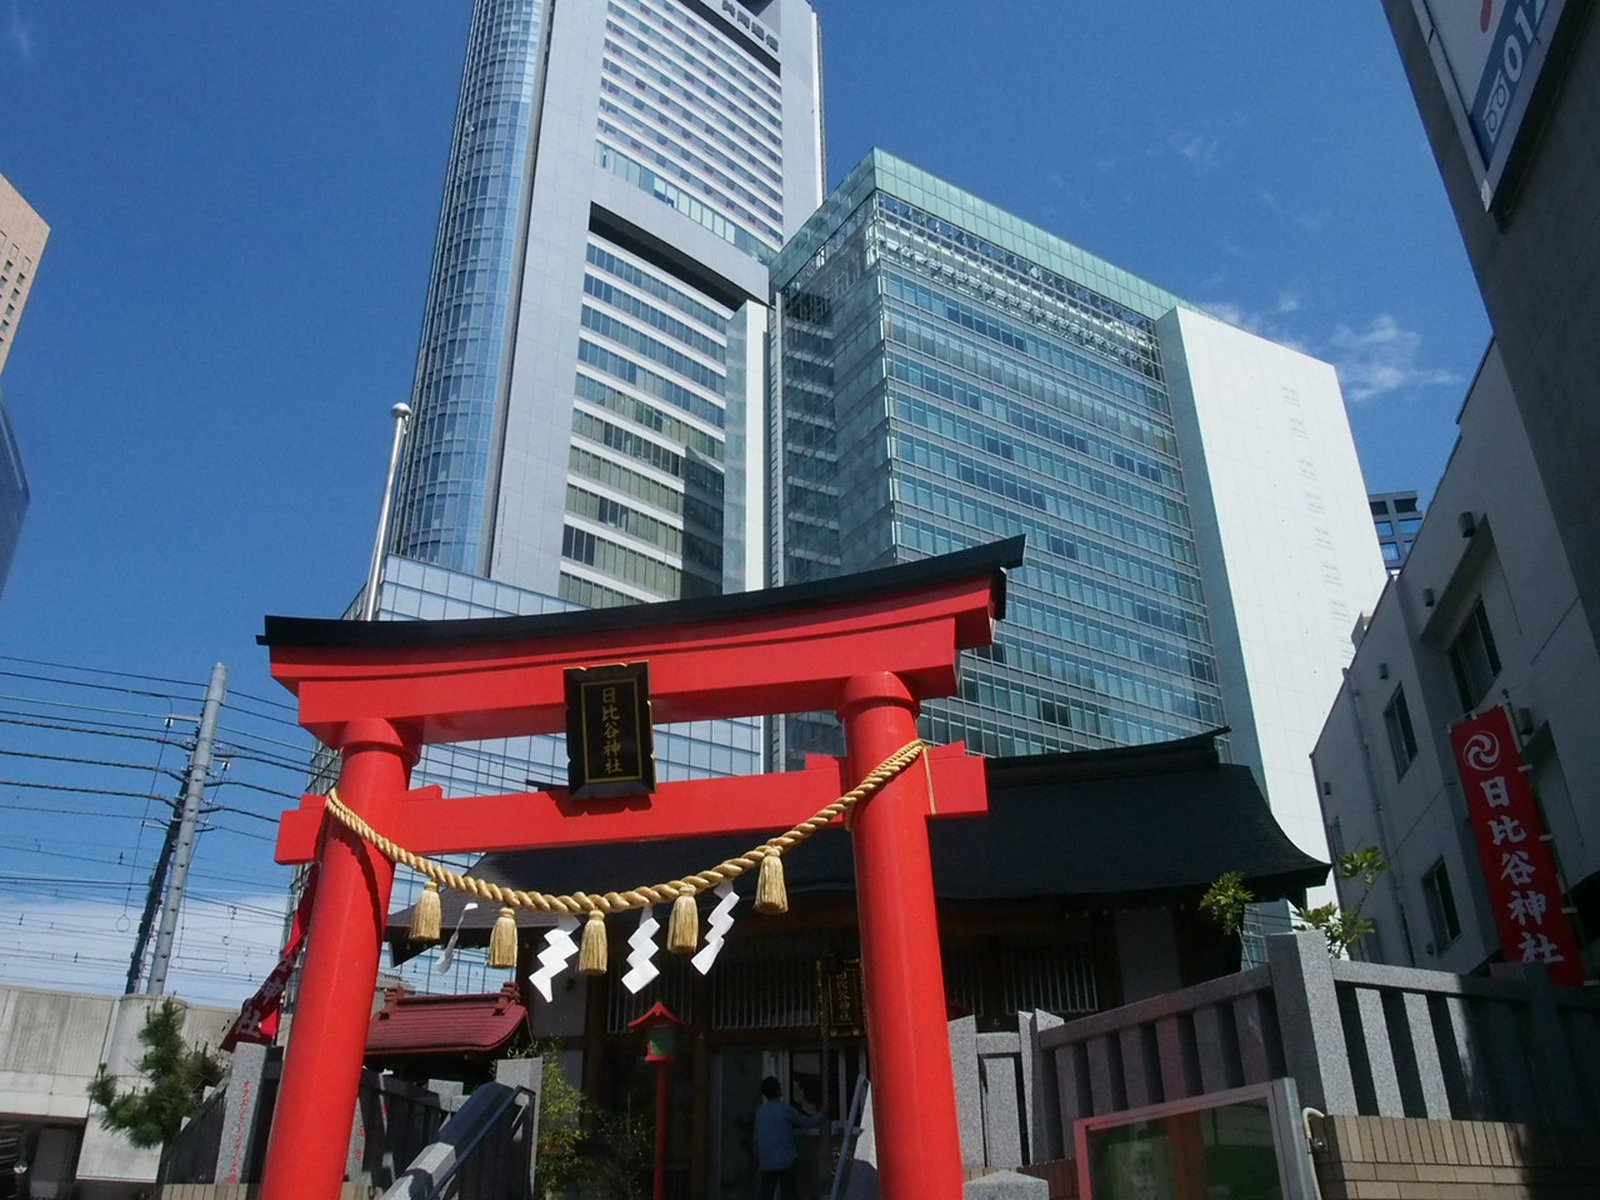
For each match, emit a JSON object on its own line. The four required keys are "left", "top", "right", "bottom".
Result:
{"left": 628, "top": 1002, "right": 688, "bottom": 1200}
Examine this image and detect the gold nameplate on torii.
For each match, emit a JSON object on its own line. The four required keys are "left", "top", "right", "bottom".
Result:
{"left": 564, "top": 662, "right": 656, "bottom": 799}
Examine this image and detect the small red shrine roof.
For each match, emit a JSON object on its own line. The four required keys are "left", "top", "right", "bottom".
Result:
{"left": 365, "top": 982, "right": 527, "bottom": 1058}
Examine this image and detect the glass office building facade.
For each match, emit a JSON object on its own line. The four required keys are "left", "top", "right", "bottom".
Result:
{"left": 390, "top": 0, "right": 543, "bottom": 574}
{"left": 771, "top": 153, "right": 1224, "bottom": 761}
{"left": 389, "top": 0, "right": 822, "bottom": 603}
{"left": 770, "top": 154, "right": 1388, "bottom": 872}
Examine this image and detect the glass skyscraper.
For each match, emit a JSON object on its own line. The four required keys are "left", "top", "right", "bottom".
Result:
{"left": 389, "top": 0, "right": 822, "bottom": 606}
{"left": 771, "top": 152, "right": 1388, "bottom": 863}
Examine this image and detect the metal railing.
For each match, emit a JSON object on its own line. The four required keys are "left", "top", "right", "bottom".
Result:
{"left": 381, "top": 1064, "right": 540, "bottom": 1200}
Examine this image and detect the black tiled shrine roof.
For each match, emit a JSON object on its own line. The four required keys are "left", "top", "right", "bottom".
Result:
{"left": 387, "top": 729, "right": 1326, "bottom": 957}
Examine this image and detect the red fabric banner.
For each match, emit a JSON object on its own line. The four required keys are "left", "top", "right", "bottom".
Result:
{"left": 1449, "top": 707, "right": 1585, "bottom": 987}
{"left": 221, "top": 868, "right": 318, "bottom": 1051}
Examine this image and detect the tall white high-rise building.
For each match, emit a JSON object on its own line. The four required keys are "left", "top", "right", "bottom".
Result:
{"left": 388, "top": 0, "right": 823, "bottom": 605}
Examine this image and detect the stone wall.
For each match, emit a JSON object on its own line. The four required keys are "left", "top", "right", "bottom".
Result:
{"left": 1310, "top": 1114, "right": 1600, "bottom": 1200}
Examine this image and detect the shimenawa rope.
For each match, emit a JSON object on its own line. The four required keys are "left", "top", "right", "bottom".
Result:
{"left": 319, "top": 739, "right": 927, "bottom": 968}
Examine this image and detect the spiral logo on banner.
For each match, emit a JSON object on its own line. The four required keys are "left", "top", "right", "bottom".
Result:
{"left": 1464, "top": 730, "right": 1501, "bottom": 771}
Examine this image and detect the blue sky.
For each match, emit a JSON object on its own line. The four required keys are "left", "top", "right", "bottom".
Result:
{"left": 0, "top": 2, "right": 1488, "bottom": 1001}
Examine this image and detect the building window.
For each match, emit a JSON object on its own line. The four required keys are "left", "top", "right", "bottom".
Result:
{"left": 1383, "top": 685, "right": 1418, "bottom": 778}
{"left": 1422, "top": 859, "right": 1461, "bottom": 951}
{"left": 1449, "top": 598, "right": 1502, "bottom": 711}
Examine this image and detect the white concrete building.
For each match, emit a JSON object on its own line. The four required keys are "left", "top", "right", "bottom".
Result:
{"left": 1163, "top": 309, "right": 1391, "bottom": 868}
{"left": 0, "top": 985, "right": 234, "bottom": 1199}
{"left": 1312, "top": 342, "right": 1600, "bottom": 976}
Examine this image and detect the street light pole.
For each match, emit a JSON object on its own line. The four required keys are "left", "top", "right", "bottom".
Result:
{"left": 361, "top": 403, "right": 413, "bottom": 621}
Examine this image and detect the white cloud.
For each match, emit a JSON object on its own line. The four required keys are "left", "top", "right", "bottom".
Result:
{"left": 1203, "top": 301, "right": 1268, "bottom": 335}
{"left": 1328, "top": 313, "right": 1459, "bottom": 402}
{"left": 0, "top": 891, "right": 289, "bottom": 1008}
{"left": 1170, "top": 132, "right": 1219, "bottom": 167}
{"left": 8, "top": 3, "right": 32, "bottom": 59}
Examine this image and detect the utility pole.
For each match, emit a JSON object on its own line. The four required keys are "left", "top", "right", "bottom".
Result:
{"left": 123, "top": 810, "right": 178, "bottom": 994}
{"left": 145, "top": 662, "right": 228, "bottom": 996}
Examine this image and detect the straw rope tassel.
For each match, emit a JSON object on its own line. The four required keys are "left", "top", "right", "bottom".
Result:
{"left": 754, "top": 850, "right": 788, "bottom": 915}
{"left": 667, "top": 891, "right": 699, "bottom": 955}
{"left": 488, "top": 906, "right": 518, "bottom": 969}
{"left": 409, "top": 880, "right": 442, "bottom": 942}
{"left": 579, "top": 911, "right": 608, "bottom": 975}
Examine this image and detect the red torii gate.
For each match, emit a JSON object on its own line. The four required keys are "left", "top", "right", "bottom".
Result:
{"left": 257, "top": 538, "right": 1024, "bottom": 1200}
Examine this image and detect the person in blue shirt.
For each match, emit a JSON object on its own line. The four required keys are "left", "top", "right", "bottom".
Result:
{"left": 753, "top": 1074, "right": 826, "bottom": 1200}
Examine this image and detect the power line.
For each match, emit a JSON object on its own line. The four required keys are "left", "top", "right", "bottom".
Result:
{"left": 0, "top": 691, "right": 189, "bottom": 724}
{"left": 0, "top": 746, "right": 186, "bottom": 779}
{"left": 0, "top": 778, "right": 176, "bottom": 805}
{"left": 0, "top": 653, "right": 208, "bottom": 690}
{"left": 223, "top": 686, "right": 299, "bottom": 714}
{"left": 0, "top": 801, "right": 170, "bottom": 822}
{"left": 209, "top": 778, "right": 301, "bottom": 803}
{"left": 0, "top": 711, "right": 188, "bottom": 746}
{"left": 0, "top": 668, "right": 200, "bottom": 704}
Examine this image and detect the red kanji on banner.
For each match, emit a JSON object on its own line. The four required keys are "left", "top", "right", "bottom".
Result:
{"left": 1449, "top": 708, "right": 1585, "bottom": 987}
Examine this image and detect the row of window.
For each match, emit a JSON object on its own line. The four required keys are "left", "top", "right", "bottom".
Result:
{"left": 900, "top": 515, "right": 1212, "bottom": 644}
{"left": 584, "top": 274, "right": 726, "bottom": 362}
{"left": 884, "top": 273, "right": 1168, "bottom": 414}
{"left": 896, "top": 468, "right": 1206, "bottom": 610}
{"left": 1008, "top": 592, "right": 1219, "bottom": 686}
{"left": 597, "top": 115, "right": 782, "bottom": 246}
{"left": 562, "top": 523, "right": 681, "bottom": 595}
{"left": 875, "top": 193, "right": 1158, "bottom": 341}
{"left": 960, "top": 630, "right": 1223, "bottom": 728}
{"left": 877, "top": 231, "right": 1163, "bottom": 383}
{"left": 600, "top": 33, "right": 781, "bottom": 164}
{"left": 569, "top": 445, "right": 683, "bottom": 515}
{"left": 600, "top": 56, "right": 782, "bottom": 189}
{"left": 575, "top": 373, "right": 723, "bottom": 460}
{"left": 887, "top": 352, "right": 1181, "bottom": 490}
{"left": 892, "top": 388, "right": 1191, "bottom": 535}
{"left": 921, "top": 694, "right": 1195, "bottom": 758}
{"left": 566, "top": 483, "right": 683, "bottom": 556}
{"left": 578, "top": 337, "right": 725, "bottom": 428}
{"left": 586, "top": 242, "right": 729, "bottom": 333}
{"left": 599, "top": 80, "right": 783, "bottom": 216}
{"left": 885, "top": 310, "right": 1181, "bottom": 458}
{"left": 894, "top": 435, "right": 1205, "bottom": 593}
{"left": 1383, "top": 598, "right": 1504, "bottom": 782}
{"left": 580, "top": 307, "right": 725, "bottom": 393}
{"left": 595, "top": 142, "right": 774, "bottom": 263}
{"left": 558, "top": 570, "right": 641, "bottom": 610}
{"left": 562, "top": 522, "right": 717, "bottom": 598}
{"left": 609, "top": 0, "right": 781, "bottom": 128}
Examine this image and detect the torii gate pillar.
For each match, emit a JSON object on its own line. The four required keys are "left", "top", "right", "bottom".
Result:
{"left": 842, "top": 672, "right": 964, "bottom": 1188}
{"left": 257, "top": 538, "right": 1024, "bottom": 1200}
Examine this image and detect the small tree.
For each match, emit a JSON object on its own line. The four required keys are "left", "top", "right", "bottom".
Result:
{"left": 1293, "top": 846, "right": 1390, "bottom": 959}
{"left": 87, "top": 999, "right": 223, "bottom": 1148}
{"left": 1200, "top": 848, "right": 1391, "bottom": 960}
{"left": 1198, "top": 870, "right": 1254, "bottom": 937}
